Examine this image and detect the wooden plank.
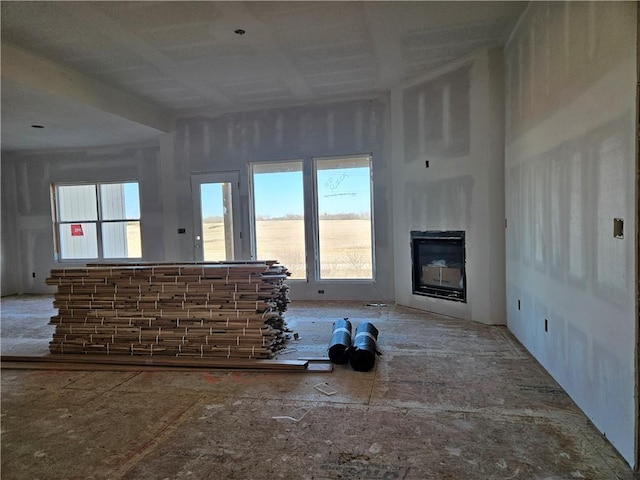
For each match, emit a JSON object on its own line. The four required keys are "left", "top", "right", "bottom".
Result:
{"left": 1, "top": 360, "right": 331, "bottom": 373}
{"left": 44, "top": 261, "right": 292, "bottom": 361}
{"left": 305, "top": 362, "right": 333, "bottom": 372}
{"left": 1, "top": 354, "right": 308, "bottom": 371}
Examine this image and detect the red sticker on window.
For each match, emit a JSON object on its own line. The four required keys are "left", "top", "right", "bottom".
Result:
{"left": 71, "top": 224, "right": 84, "bottom": 236}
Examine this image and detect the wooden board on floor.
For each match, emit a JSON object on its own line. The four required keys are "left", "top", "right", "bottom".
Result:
{"left": 1, "top": 354, "right": 309, "bottom": 372}
{"left": 1, "top": 360, "right": 333, "bottom": 373}
{"left": 305, "top": 362, "right": 333, "bottom": 372}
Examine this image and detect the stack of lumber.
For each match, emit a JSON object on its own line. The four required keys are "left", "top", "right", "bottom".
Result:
{"left": 46, "top": 261, "right": 291, "bottom": 360}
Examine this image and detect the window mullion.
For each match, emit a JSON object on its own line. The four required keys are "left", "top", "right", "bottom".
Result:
{"left": 95, "top": 183, "right": 104, "bottom": 260}
{"left": 51, "top": 186, "right": 60, "bottom": 259}
{"left": 309, "top": 157, "right": 320, "bottom": 282}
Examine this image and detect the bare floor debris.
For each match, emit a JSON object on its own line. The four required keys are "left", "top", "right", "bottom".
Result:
{"left": 271, "top": 407, "right": 312, "bottom": 422}
{"left": 0, "top": 297, "right": 634, "bottom": 479}
{"left": 313, "top": 382, "right": 338, "bottom": 396}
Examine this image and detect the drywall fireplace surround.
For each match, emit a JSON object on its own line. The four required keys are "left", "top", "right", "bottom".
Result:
{"left": 411, "top": 231, "right": 466, "bottom": 302}
{"left": 391, "top": 47, "right": 506, "bottom": 325}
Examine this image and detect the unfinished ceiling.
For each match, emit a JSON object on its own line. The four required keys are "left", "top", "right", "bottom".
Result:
{"left": 0, "top": 1, "right": 527, "bottom": 151}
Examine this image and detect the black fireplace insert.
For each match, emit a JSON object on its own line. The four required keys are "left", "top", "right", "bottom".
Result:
{"left": 411, "top": 230, "right": 466, "bottom": 302}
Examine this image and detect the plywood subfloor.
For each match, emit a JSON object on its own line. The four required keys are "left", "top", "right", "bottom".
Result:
{"left": 0, "top": 295, "right": 634, "bottom": 479}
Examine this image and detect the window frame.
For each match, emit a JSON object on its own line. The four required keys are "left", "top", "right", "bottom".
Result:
{"left": 51, "top": 181, "right": 142, "bottom": 262}
{"left": 312, "top": 154, "right": 375, "bottom": 282}
{"left": 249, "top": 159, "right": 307, "bottom": 281}
{"left": 248, "top": 153, "right": 376, "bottom": 283}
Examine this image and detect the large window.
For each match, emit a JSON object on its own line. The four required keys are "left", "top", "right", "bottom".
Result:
{"left": 315, "top": 155, "right": 373, "bottom": 279}
{"left": 250, "top": 155, "right": 374, "bottom": 281}
{"left": 251, "top": 162, "right": 306, "bottom": 279}
{"left": 52, "top": 182, "right": 141, "bottom": 260}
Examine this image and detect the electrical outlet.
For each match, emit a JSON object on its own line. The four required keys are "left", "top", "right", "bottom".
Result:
{"left": 32, "top": 272, "right": 36, "bottom": 278}
{"left": 318, "top": 290, "right": 325, "bottom": 294}
{"left": 544, "top": 318, "right": 548, "bottom": 332}
{"left": 517, "top": 299, "right": 521, "bottom": 310}
{"left": 613, "top": 218, "right": 624, "bottom": 239}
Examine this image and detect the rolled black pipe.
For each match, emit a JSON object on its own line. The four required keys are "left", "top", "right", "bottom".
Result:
{"left": 350, "top": 322, "right": 379, "bottom": 372}
{"left": 328, "top": 318, "right": 352, "bottom": 364}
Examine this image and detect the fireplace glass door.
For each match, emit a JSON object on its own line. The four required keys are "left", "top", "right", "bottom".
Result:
{"left": 411, "top": 231, "right": 466, "bottom": 302}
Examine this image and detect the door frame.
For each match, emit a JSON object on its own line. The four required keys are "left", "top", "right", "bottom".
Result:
{"left": 191, "top": 171, "right": 241, "bottom": 262}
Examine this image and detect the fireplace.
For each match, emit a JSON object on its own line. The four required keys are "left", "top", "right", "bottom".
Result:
{"left": 411, "top": 231, "right": 466, "bottom": 302}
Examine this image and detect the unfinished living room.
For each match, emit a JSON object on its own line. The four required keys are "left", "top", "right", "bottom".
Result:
{"left": 1, "top": 1, "right": 638, "bottom": 479}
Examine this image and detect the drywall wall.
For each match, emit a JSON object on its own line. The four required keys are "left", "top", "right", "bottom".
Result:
{"left": 392, "top": 47, "right": 506, "bottom": 325}
{"left": 169, "top": 97, "right": 394, "bottom": 301}
{"left": 1, "top": 97, "right": 394, "bottom": 302}
{"left": 1, "top": 145, "right": 163, "bottom": 294}
{"left": 505, "top": 2, "right": 637, "bottom": 467}
{"left": 1, "top": 153, "right": 23, "bottom": 295}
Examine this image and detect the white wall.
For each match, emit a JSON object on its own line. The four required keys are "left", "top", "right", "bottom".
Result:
{"left": 505, "top": 2, "right": 637, "bottom": 467}
{"left": 167, "top": 97, "right": 394, "bottom": 301}
{"left": 0, "top": 97, "right": 395, "bottom": 302}
{"left": 1, "top": 154, "right": 23, "bottom": 296}
{"left": 0, "top": 145, "right": 163, "bottom": 294}
{"left": 392, "top": 47, "right": 506, "bottom": 325}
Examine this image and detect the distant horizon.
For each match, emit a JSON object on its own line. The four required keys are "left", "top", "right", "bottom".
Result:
{"left": 203, "top": 211, "right": 371, "bottom": 222}
{"left": 201, "top": 166, "right": 372, "bottom": 219}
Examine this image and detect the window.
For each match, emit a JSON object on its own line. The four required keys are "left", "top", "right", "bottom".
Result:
{"left": 250, "top": 155, "right": 374, "bottom": 281}
{"left": 52, "top": 182, "right": 141, "bottom": 260}
{"left": 251, "top": 162, "right": 306, "bottom": 279}
{"left": 315, "top": 155, "right": 373, "bottom": 279}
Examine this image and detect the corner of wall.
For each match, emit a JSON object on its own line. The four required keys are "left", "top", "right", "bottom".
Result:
{"left": 391, "top": 47, "right": 507, "bottom": 325}
{"left": 1, "top": 154, "right": 23, "bottom": 296}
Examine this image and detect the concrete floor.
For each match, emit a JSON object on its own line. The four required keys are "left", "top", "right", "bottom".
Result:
{"left": 1, "top": 295, "right": 635, "bottom": 479}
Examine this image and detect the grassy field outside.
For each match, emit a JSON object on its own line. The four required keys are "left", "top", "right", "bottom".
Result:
{"left": 203, "top": 219, "right": 373, "bottom": 279}
{"left": 127, "top": 219, "right": 373, "bottom": 279}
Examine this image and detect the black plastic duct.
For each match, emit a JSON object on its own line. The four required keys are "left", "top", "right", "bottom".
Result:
{"left": 349, "top": 322, "right": 379, "bottom": 372}
{"left": 328, "top": 318, "right": 352, "bottom": 364}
